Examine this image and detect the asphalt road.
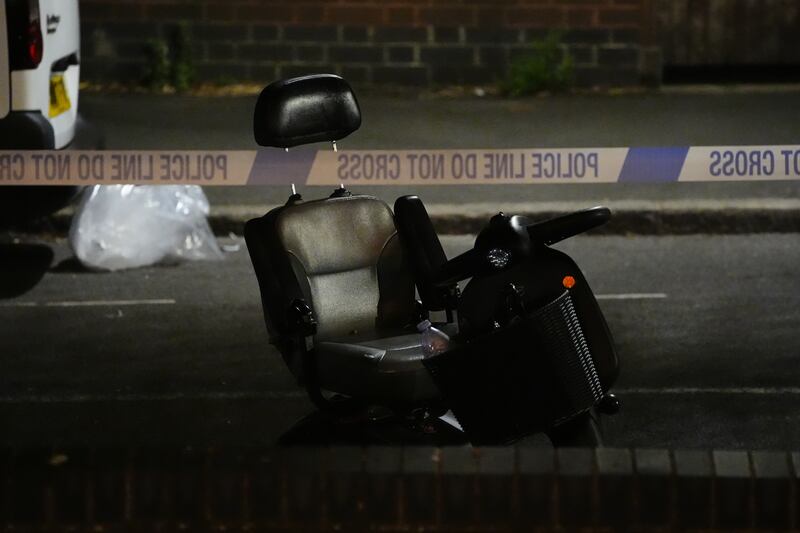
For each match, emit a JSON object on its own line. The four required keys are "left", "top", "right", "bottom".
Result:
{"left": 79, "top": 90, "right": 800, "bottom": 208}
{"left": 1, "top": 233, "right": 798, "bottom": 449}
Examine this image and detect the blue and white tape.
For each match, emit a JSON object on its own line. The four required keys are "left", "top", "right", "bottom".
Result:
{"left": 1, "top": 146, "right": 798, "bottom": 186}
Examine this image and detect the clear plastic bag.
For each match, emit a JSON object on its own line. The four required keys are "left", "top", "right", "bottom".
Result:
{"left": 69, "top": 185, "right": 224, "bottom": 271}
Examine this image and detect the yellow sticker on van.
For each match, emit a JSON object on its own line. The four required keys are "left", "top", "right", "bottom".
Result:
{"left": 49, "top": 75, "right": 71, "bottom": 118}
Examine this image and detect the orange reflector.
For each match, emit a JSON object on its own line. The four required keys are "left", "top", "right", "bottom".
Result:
{"left": 562, "top": 275, "right": 576, "bottom": 289}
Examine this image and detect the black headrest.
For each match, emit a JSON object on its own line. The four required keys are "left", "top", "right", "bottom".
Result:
{"left": 253, "top": 74, "right": 361, "bottom": 148}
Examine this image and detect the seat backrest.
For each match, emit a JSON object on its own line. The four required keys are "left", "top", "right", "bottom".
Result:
{"left": 245, "top": 195, "right": 416, "bottom": 347}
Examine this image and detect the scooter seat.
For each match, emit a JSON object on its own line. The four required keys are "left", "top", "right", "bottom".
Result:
{"left": 315, "top": 326, "right": 455, "bottom": 406}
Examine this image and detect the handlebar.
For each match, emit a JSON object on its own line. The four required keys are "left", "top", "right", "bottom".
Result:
{"left": 526, "top": 206, "right": 611, "bottom": 246}
{"left": 432, "top": 206, "right": 612, "bottom": 287}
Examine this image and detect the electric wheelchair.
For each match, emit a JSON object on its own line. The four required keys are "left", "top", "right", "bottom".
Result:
{"left": 245, "top": 74, "right": 620, "bottom": 446}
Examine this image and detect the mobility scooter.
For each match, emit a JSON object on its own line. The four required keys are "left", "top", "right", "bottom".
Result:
{"left": 245, "top": 74, "right": 620, "bottom": 446}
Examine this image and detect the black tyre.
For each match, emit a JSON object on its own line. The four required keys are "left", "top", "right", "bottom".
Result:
{"left": 0, "top": 186, "right": 81, "bottom": 225}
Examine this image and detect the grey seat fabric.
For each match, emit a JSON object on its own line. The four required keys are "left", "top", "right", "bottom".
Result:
{"left": 316, "top": 321, "right": 458, "bottom": 404}
{"left": 275, "top": 196, "right": 415, "bottom": 341}
{"left": 246, "top": 195, "right": 441, "bottom": 406}
{"left": 316, "top": 333, "right": 438, "bottom": 405}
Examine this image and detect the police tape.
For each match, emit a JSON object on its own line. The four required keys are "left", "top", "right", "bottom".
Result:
{"left": 1, "top": 146, "right": 799, "bottom": 186}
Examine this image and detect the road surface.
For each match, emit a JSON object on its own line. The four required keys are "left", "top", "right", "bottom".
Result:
{"left": 1, "top": 233, "right": 798, "bottom": 449}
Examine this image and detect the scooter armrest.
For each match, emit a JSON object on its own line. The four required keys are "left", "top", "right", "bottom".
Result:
{"left": 433, "top": 248, "right": 484, "bottom": 287}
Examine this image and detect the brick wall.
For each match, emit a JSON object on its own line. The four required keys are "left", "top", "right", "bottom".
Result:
{"left": 3, "top": 446, "right": 799, "bottom": 530}
{"left": 80, "top": 0, "right": 655, "bottom": 88}
{"left": 654, "top": 0, "right": 800, "bottom": 66}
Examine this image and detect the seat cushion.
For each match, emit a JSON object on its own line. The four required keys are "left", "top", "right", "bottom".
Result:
{"left": 315, "top": 332, "right": 441, "bottom": 406}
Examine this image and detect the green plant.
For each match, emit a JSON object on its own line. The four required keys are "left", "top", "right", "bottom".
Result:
{"left": 143, "top": 39, "right": 170, "bottom": 90}
{"left": 169, "top": 23, "right": 195, "bottom": 92}
{"left": 141, "top": 24, "right": 195, "bottom": 92}
{"left": 503, "top": 32, "right": 574, "bottom": 96}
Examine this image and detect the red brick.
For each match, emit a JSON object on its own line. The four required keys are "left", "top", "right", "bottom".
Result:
{"left": 475, "top": 7, "right": 506, "bottom": 27}
{"left": 145, "top": 3, "right": 203, "bottom": 21}
{"left": 465, "top": 0, "right": 518, "bottom": 5}
{"left": 296, "top": 5, "right": 325, "bottom": 24}
{"left": 598, "top": 8, "right": 641, "bottom": 27}
{"left": 419, "top": 7, "right": 477, "bottom": 26}
{"left": 325, "top": 6, "right": 385, "bottom": 25}
{"left": 506, "top": 7, "right": 565, "bottom": 28}
{"left": 566, "top": 7, "right": 596, "bottom": 28}
{"left": 386, "top": 7, "right": 416, "bottom": 26}
{"left": 81, "top": 1, "right": 145, "bottom": 21}
{"left": 236, "top": 4, "right": 294, "bottom": 23}
{"left": 205, "top": 3, "right": 236, "bottom": 22}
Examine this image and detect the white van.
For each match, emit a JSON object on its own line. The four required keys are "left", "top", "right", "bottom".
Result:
{"left": 1, "top": 0, "right": 80, "bottom": 149}
{"left": 0, "top": 0, "right": 93, "bottom": 223}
